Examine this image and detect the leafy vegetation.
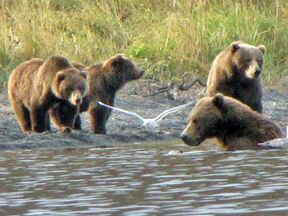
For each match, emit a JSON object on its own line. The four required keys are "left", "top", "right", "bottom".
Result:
{"left": 1, "top": 0, "right": 288, "bottom": 87}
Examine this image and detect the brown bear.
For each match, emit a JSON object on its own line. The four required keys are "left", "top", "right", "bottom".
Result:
{"left": 50, "top": 54, "right": 145, "bottom": 134}
{"left": 8, "top": 55, "right": 89, "bottom": 133}
{"left": 48, "top": 61, "right": 88, "bottom": 131}
{"left": 207, "top": 41, "right": 266, "bottom": 113}
{"left": 180, "top": 93, "right": 283, "bottom": 151}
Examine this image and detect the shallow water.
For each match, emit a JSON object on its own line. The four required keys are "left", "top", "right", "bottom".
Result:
{"left": 1, "top": 141, "right": 288, "bottom": 216}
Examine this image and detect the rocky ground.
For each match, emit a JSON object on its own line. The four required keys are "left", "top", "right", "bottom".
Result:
{"left": 0, "top": 80, "right": 287, "bottom": 151}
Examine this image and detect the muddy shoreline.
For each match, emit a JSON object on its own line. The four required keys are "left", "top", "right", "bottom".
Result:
{"left": 0, "top": 80, "right": 287, "bottom": 151}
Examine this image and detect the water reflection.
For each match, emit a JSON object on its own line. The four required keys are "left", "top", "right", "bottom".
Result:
{"left": 1, "top": 142, "right": 288, "bottom": 215}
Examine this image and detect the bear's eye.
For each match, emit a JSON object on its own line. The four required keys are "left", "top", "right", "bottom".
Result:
{"left": 78, "top": 86, "right": 84, "bottom": 92}
{"left": 192, "top": 119, "right": 198, "bottom": 124}
{"left": 257, "top": 59, "right": 263, "bottom": 66}
{"left": 66, "top": 87, "right": 74, "bottom": 94}
{"left": 243, "top": 58, "right": 251, "bottom": 64}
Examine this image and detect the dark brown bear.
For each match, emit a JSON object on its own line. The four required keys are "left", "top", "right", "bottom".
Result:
{"left": 180, "top": 93, "right": 283, "bottom": 151}
{"left": 50, "top": 54, "right": 145, "bottom": 134}
{"left": 8, "top": 55, "right": 89, "bottom": 133}
{"left": 207, "top": 41, "right": 266, "bottom": 113}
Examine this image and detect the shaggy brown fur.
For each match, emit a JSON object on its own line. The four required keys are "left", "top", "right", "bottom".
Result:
{"left": 180, "top": 93, "right": 283, "bottom": 151}
{"left": 50, "top": 54, "right": 145, "bottom": 134}
{"left": 72, "top": 62, "right": 87, "bottom": 72}
{"left": 207, "top": 41, "right": 266, "bottom": 113}
{"left": 8, "top": 55, "right": 88, "bottom": 133}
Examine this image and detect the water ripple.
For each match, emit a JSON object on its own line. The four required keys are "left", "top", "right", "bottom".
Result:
{"left": 1, "top": 144, "right": 288, "bottom": 215}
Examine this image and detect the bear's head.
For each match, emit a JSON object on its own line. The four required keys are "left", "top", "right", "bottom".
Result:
{"left": 229, "top": 41, "right": 266, "bottom": 80}
{"left": 180, "top": 93, "right": 249, "bottom": 146}
{"left": 52, "top": 68, "right": 89, "bottom": 106}
{"left": 103, "top": 54, "right": 145, "bottom": 87}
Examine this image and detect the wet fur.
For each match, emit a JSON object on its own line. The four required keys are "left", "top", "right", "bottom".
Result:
{"left": 181, "top": 94, "right": 283, "bottom": 151}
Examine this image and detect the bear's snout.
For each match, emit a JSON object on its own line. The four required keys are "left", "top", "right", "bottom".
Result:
{"left": 246, "top": 64, "right": 261, "bottom": 79}
{"left": 180, "top": 133, "right": 190, "bottom": 144}
{"left": 180, "top": 132, "right": 194, "bottom": 145}
{"left": 180, "top": 131, "right": 202, "bottom": 146}
{"left": 71, "top": 96, "right": 82, "bottom": 106}
{"left": 139, "top": 70, "right": 145, "bottom": 77}
{"left": 75, "top": 98, "right": 81, "bottom": 104}
{"left": 69, "top": 91, "right": 83, "bottom": 106}
{"left": 254, "top": 69, "right": 261, "bottom": 77}
{"left": 133, "top": 68, "right": 145, "bottom": 80}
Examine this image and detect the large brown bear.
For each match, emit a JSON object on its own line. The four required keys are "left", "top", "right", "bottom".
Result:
{"left": 207, "top": 41, "right": 266, "bottom": 113}
{"left": 180, "top": 93, "right": 283, "bottom": 151}
{"left": 50, "top": 54, "right": 145, "bottom": 134}
{"left": 8, "top": 55, "right": 89, "bottom": 133}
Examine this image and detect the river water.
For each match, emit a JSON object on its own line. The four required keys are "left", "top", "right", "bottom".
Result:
{"left": 1, "top": 141, "right": 288, "bottom": 216}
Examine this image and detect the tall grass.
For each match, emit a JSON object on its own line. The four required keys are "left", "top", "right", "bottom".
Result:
{"left": 0, "top": 0, "right": 288, "bottom": 87}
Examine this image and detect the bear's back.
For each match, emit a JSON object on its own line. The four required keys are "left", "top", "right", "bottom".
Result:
{"left": 8, "top": 58, "right": 44, "bottom": 106}
{"left": 36, "top": 55, "right": 73, "bottom": 82}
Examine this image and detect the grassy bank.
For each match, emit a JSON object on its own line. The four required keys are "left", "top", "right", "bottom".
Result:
{"left": 0, "top": 0, "right": 288, "bottom": 87}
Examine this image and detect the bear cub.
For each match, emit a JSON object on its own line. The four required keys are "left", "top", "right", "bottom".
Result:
{"left": 207, "top": 41, "right": 266, "bottom": 113}
{"left": 8, "top": 55, "right": 88, "bottom": 133}
{"left": 50, "top": 54, "right": 145, "bottom": 134}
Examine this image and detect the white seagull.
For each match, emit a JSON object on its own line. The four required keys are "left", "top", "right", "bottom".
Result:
{"left": 98, "top": 100, "right": 195, "bottom": 132}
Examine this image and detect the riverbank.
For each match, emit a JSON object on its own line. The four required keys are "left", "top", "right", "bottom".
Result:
{"left": 0, "top": 80, "right": 287, "bottom": 151}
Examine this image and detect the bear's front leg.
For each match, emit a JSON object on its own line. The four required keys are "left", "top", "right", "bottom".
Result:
{"left": 31, "top": 107, "right": 49, "bottom": 133}
{"left": 45, "top": 114, "right": 51, "bottom": 131}
{"left": 89, "top": 105, "right": 110, "bottom": 134}
{"left": 73, "top": 114, "right": 82, "bottom": 130}
{"left": 50, "top": 103, "right": 81, "bottom": 130}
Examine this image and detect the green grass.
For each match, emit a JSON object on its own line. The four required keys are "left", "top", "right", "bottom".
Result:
{"left": 1, "top": 0, "right": 288, "bottom": 87}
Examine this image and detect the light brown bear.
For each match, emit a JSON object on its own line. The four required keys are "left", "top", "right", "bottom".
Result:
{"left": 180, "top": 93, "right": 283, "bottom": 151}
{"left": 8, "top": 55, "right": 89, "bottom": 133}
{"left": 50, "top": 54, "right": 145, "bottom": 134}
{"left": 207, "top": 41, "right": 266, "bottom": 113}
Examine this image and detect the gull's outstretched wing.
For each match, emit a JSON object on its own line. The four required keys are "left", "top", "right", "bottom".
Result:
{"left": 98, "top": 101, "right": 146, "bottom": 123}
{"left": 154, "top": 100, "right": 195, "bottom": 122}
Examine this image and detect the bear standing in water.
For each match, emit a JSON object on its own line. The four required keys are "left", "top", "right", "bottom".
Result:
{"left": 180, "top": 93, "right": 283, "bottom": 151}
{"left": 8, "top": 55, "right": 88, "bottom": 133}
{"left": 207, "top": 41, "right": 266, "bottom": 113}
{"left": 50, "top": 54, "right": 145, "bottom": 134}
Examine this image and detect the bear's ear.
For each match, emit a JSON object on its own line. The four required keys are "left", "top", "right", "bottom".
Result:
{"left": 230, "top": 41, "right": 241, "bottom": 53}
{"left": 258, "top": 45, "right": 266, "bottom": 54}
{"left": 56, "top": 72, "right": 66, "bottom": 83}
{"left": 212, "top": 93, "right": 227, "bottom": 112}
{"left": 111, "top": 54, "right": 124, "bottom": 69}
{"left": 80, "top": 71, "right": 87, "bottom": 79}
